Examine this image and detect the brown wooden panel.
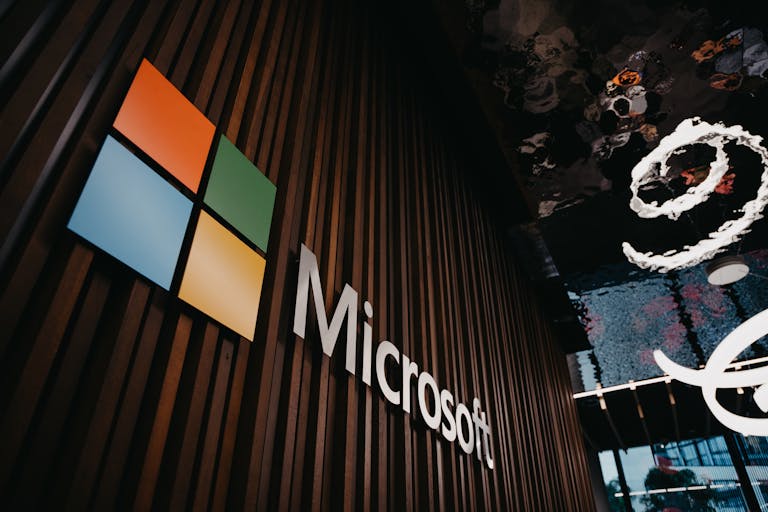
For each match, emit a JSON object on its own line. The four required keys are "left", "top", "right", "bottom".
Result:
{"left": 192, "top": 337, "right": 234, "bottom": 511}
{"left": 12, "top": 258, "right": 111, "bottom": 509}
{"left": 0, "top": 0, "right": 596, "bottom": 510}
{"left": 211, "top": 337, "right": 249, "bottom": 510}
{"left": 92, "top": 288, "right": 169, "bottom": 509}
{"left": 65, "top": 279, "right": 152, "bottom": 509}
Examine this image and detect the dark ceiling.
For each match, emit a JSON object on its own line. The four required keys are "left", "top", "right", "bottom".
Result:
{"left": 453, "top": 0, "right": 768, "bottom": 272}
{"left": 427, "top": 0, "right": 768, "bottom": 449}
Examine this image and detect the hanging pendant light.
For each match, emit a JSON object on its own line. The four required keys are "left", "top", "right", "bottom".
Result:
{"left": 705, "top": 255, "right": 750, "bottom": 285}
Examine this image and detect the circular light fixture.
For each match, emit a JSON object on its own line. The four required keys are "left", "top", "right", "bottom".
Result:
{"left": 706, "top": 255, "right": 749, "bottom": 285}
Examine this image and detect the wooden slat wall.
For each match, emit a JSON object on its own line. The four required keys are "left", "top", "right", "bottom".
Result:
{"left": 0, "top": 0, "right": 595, "bottom": 510}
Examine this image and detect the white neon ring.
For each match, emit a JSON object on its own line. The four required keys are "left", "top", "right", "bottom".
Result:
{"left": 623, "top": 117, "right": 768, "bottom": 272}
{"left": 654, "top": 307, "right": 768, "bottom": 436}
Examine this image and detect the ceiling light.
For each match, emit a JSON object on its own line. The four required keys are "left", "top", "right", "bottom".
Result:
{"left": 654, "top": 307, "right": 768, "bottom": 436}
{"left": 706, "top": 255, "right": 750, "bottom": 285}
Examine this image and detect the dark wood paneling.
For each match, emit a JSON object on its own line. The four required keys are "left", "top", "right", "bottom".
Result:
{"left": 0, "top": 0, "right": 595, "bottom": 510}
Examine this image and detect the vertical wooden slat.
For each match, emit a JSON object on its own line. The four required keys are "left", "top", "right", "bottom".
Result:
{"left": 133, "top": 314, "right": 193, "bottom": 510}
{"left": 166, "top": 323, "right": 219, "bottom": 510}
{"left": 0, "top": 243, "right": 93, "bottom": 488}
{"left": 191, "top": 337, "right": 233, "bottom": 511}
{"left": 0, "top": 0, "right": 101, "bottom": 175}
{"left": 11, "top": 261, "right": 110, "bottom": 509}
{"left": 65, "top": 279, "right": 152, "bottom": 509}
{"left": 0, "top": 0, "right": 597, "bottom": 510}
{"left": 91, "top": 289, "right": 168, "bottom": 509}
{"left": 211, "top": 339, "right": 249, "bottom": 511}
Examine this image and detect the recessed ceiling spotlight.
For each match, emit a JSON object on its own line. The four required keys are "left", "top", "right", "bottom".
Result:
{"left": 706, "top": 255, "right": 750, "bottom": 285}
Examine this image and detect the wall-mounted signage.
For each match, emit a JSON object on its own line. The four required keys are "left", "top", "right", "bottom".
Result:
{"left": 68, "top": 59, "right": 276, "bottom": 341}
{"left": 67, "top": 58, "right": 496, "bottom": 469}
{"left": 293, "top": 244, "right": 495, "bottom": 469}
{"left": 623, "top": 117, "right": 768, "bottom": 272}
{"left": 654, "top": 307, "right": 768, "bottom": 436}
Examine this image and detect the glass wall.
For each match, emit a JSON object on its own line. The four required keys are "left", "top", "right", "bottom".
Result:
{"left": 738, "top": 436, "right": 768, "bottom": 508}
{"left": 598, "top": 435, "right": 768, "bottom": 511}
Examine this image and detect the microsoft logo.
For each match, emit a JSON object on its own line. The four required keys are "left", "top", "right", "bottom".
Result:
{"left": 68, "top": 59, "right": 276, "bottom": 341}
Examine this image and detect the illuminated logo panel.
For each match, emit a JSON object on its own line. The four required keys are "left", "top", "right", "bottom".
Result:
{"left": 68, "top": 59, "right": 276, "bottom": 340}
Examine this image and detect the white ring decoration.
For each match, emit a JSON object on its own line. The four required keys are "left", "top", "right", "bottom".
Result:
{"left": 623, "top": 117, "right": 768, "bottom": 272}
{"left": 654, "top": 308, "right": 768, "bottom": 436}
